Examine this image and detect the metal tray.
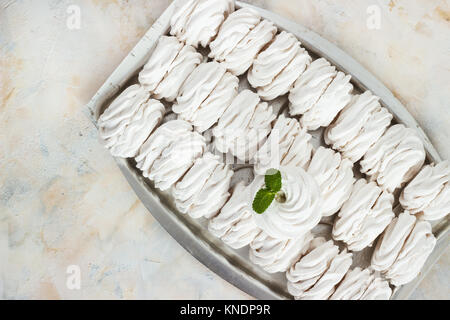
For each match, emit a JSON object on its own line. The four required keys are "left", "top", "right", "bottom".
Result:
{"left": 85, "top": 0, "right": 449, "bottom": 300}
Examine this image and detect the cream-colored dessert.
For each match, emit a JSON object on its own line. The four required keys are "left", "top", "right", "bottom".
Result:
{"left": 251, "top": 166, "right": 322, "bottom": 239}
{"left": 170, "top": 0, "right": 199, "bottom": 39}
{"left": 173, "top": 62, "right": 226, "bottom": 120}
{"left": 330, "top": 268, "right": 392, "bottom": 300}
{"left": 307, "top": 147, "right": 355, "bottom": 217}
{"left": 170, "top": 0, "right": 235, "bottom": 48}
{"left": 280, "top": 127, "right": 314, "bottom": 170}
{"left": 138, "top": 36, "right": 184, "bottom": 91}
{"left": 153, "top": 44, "right": 203, "bottom": 102}
{"left": 147, "top": 131, "right": 206, "bottom": 191}
{"left": 330, "top": 268, "right": 371, "bottom": 300}
{"left": 98, "top": 84, "right": 165, "bottom": 158}
{"left": 105, "top": 99, "right": 165, "bottom": 158}
{"left": 173, "top": 61, "right": 239, "bottom": 132}
{"left": 400, "top": 161, "right": 450, "bottom": 221}
{"left": 324, "top": 91, "right": 393, "bottom": 163}
{"left": 249, "top": 231, "right": 313, "bottom": 274}
{"left": 222, "top": 19, "right": 277, "bottom": 76}
{"left": 98, "top": 84, "right": 149, "bottom": 145}
{"left": 173, "top": 153, "right": 219, "bottom": 213}
{"left": 286, "top": 237, "right": 352, "bottom": 300}
{"left": 173, "top": 152, "right": 233, "bottom": 219}
{"left": 248, "top": 31, "right": 300, "bottom": 88}
{"left": 300, "top": 71, "right": 353, "bottom": 130}
{"left": 288, "top": 58, "right": 336, "bottom": 116}
{"left": 360, "top": 124, "right": 426, "bottom": 193}
{"left": 213, "top": 90, "right": 276, "bottom": 161}
{"left": 332, "top": 179, "right": 394, "bottom": 251}
{"left": 254, "top": 114, "right": 301, "bottom": 174}
{"left": 247, "top": 31, "right": 311, "bottom": 100}
{"left": 259, "top": 48, "right": 311, "bottom": 101}
{"left": 248, "top": 31, "right": 311, "bottom": 100}
{"left": 371, "top": 211, "right": 436, "bottom": 286}
{"left": 188, "top": 72, "right": 239, "bottom": 133}
{"left": 209, "top": 182, "right": 261, "bottom": 249}
{"left": 135, "top": 120, "right": 193, "bottom": 178}
{"left": 209, "top": 8, "right": 261, "bottom": 62}
{"left": 371, "top": 212, "right": 416, "bottom": 273}
{"left": 360, "top": 276, "right": 392, "bottom": 300}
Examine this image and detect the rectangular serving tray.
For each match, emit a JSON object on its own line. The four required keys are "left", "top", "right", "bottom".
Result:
{"left": 85, "top": 0, "right": 449, "bottom": 300}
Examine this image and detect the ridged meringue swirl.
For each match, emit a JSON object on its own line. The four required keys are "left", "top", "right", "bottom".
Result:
{"left": 360, "top": 124, "right": 426, "bottom": 193}
{"left": 106, "top": 99, "right": 165, "bottom": 158}
{"left": 135, "top": 120, "right": 193, "bottom": 178}
{"left": 173, "top": 62, "right": 226, "bottom": 122}
{"left": 258, "top": 47, "right": 312, "bottom": 101}
{"left": 324, "top": 91, "right": 393, "bottom": 163}
{"left": 300, "top": 71, "right": 353, "bottom": 130}
{"left": 170, "top": 0, "right": 199, "bottom": 39}
{"left": 251, "top": 166, "right": 322, "bottom": 239}
{"left": 98, "top": 84, "right": 165, "bottom": 158}
{"left": 371, "top": 211, "right": 436, "bottom": 286}
{"left": 99, "top": 85, "right": 148, "bottom": 147}
{"left": 384, "top": 220, "right": 436, "bottom": 286}
{"left": 213, "top": 90, "right": 276, "bottom": 161}
{"left": 286, "top": 238, "right": 353, "bottom": 300}
{"left": 209, "top": 181, "right": 261, "bottom": 249}
{"left": 153, "top": 44, "right": 203, "bottom": 102}
{"left": 253, "top": 114, "right": 301, "bottom": 175}
{"left": 360, "top": 276, "right": 392, "bottom": 300}
{"left": 253, "top": 114, "right": 313, "bottom": 174}
{"left": 222, "top": 19, "right": 277, "bottom": 76}
{"left": 371, "top": 212, "right": 416, "bottom": 272}
{"left": 400, "top": 161, "right": 450, "bottom": 221}
{"left": 332, "top": 179, "right": 394, "bottom": 251}
{"left": 138, "top": 36, "right": 183, "bottom": 91}
{"left": 289, "top": 58, "right": 336, "bottom": 116}
{"left": 330, "top": 268, "right": 372, "bottom": 300}
{"left": 209, "top": 8, "right": 261, "bottom": 62}
{"left": 172, "top": 152, "right": 233, "bottom": 219}
{"left": 249, "top": 231, "right": 313, "bottom": 274}
{"left": 307, "top": 147, "right": 355, "bottom": 217}
{"left": 190, "top": 72, "right": 239, "bottom": 133}
{"left": 173, "top": 153, "right": 218, "bottom": 213}
{"left": 148, "top": 131, "right": 206, "bottom": 191}
{"left": 248, "top": 31, "right": 300, "bottom": 88}
{"left": 171, "top": 0, "right": 235, "bottom": 48}
{"left": 281, "top": 127, "right": 313, "bottom": 170}
{"left": 330, "top": 268, "right": 392, "bottom": 300}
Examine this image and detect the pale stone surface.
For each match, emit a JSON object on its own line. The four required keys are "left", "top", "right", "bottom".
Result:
{"left": 0, "top": 0, "right": 448, "bottom": 299}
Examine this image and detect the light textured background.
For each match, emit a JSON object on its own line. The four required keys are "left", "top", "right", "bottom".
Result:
{"left": 1, "top": 0, "right": 449, "bottom": 299}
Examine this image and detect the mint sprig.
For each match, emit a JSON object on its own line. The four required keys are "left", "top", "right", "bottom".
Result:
{"left": 265, "top": 168, "right": 282, "bottom": 193}
{"left": 252, "top": 189, "right": 276, "bottom": 214}
{"left": 252, "top": 169, "right": 283, "bottom": 214}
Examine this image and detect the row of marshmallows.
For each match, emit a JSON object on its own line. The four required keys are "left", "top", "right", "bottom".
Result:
{"left": 165, "top": 0, "right": 448, "bottom": 215}
{"left": 285, "top": 210, "right": 436, "bottom": 300}
{"left": 139, "top": 0, "right": 420, "bottom": 194}
{"left": 97, "top": 75, "right": 361, "bottom": 299}
{"left": 208, "top": 152, "right": 436, "bottom": 299}
{"left": 184, "top": 3, "right": 352, "bottom": 131}
{"left": 210, "top": 172, "right": 436, "bottom": 299}
{"left": 185, "top": 1, "right": 444, "bottom": 296}
{"left": 99, "top": 90, "right": 235, "bottom": 218}
{"left": 97, "top": 0, "right": 448, "bottom": 299}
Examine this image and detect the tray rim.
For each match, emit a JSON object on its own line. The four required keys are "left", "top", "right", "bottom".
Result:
{"left": 85, "top": 0, "right": 449, "bottom": 300}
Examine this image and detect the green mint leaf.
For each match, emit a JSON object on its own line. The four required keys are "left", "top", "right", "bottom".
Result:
{"left": 265, "top": 169, "right": 282, "bottom": 193}
{"left": 252, "top": 189, "right": 275, "bottom": 214}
